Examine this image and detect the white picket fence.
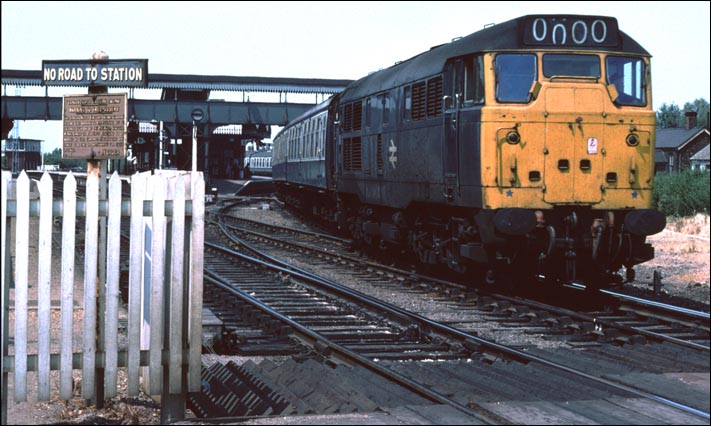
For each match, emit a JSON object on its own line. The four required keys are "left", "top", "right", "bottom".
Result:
{"left": 1, "top": 169, "right": 204, "bottom": 419}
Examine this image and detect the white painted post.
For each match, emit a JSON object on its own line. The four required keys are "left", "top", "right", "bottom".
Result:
{"left": 82, "top": 173, "right": 99, "bottom": 400}
{"left": 104, "top": 172, "right": 122, "bottom": 397}
{"left": 60, "top": 174, "right": 77, "bottom": 400}
{"left": 169, "top": 175, "right": 185, "bottom": 394}
{"left": 14, "top": 172, "right": 29, "bottom": 402}
{"left": 37, "top": 173, "right": 53, "bottom": 401}
{"left": 149, "top": 174, "right": 166, "bottom": 395}
{"left": 127, "top": 171, "right": 148, "bottom": 396}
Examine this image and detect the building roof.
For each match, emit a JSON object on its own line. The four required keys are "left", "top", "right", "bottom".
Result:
{"left": 655, "top": 126, "right": 709, "bottom": 149}
{"left": 690, "top": 144, "right": 710, "bottom": 161}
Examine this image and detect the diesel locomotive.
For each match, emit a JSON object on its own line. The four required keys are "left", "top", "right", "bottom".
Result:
{"left": 272, "top": 14, "right": 666, "bottom": 289}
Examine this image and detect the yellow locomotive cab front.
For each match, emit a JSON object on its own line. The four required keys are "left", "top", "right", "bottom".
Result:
{"left": 481, "top": 52, "right": 657, "bottom": 213}
{"left": 478, "top": 46, "right": 664, "bottom": 286}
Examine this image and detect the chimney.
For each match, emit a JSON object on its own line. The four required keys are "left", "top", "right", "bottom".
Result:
{"left": 685, "top": 111, "right": 698, "bottom": 129}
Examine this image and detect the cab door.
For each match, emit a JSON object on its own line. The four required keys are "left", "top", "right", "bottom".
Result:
{"left": 443, "top": 59, "right": 463, "bottom": 200}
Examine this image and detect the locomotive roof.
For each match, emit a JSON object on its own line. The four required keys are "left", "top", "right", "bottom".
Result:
{"left": 340, "top": 14, "right": 650, "bottom": 102}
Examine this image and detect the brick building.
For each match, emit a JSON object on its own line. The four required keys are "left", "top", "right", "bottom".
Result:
{"left": 655, "top": 112, "right": 710, "bottom": 173}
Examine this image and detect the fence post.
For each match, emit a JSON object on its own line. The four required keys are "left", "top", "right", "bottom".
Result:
{"left": 1, "top": 171, "right": 11, "bottom": 424}
{"left": 82, "top": 173, "right": 99, "bottom": 401}
{"left": 60, "top": 174, "right": 77, "bottom": 400}
{"left": 148, "top": 174, "right": 166, "bottom": 396}
{"left": 104, "top": 172, "right": 122, "bottom": 397}
{"left": 127, "top": 172, "right": 147, "bottom": 396}
{"left": 14, "top": 171, "right": 29, "bottom": 402}
{"left": 161, "top": 173, "right": 187, "bottom": 423}
{"left": 188, "top": 173, "right": 204, "bottom": 392}
{"left": 37, "top": 173, "right": 53, "bottom": 401}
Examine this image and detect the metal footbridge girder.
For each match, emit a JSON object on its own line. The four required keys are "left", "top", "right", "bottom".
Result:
{"left": 1, "top": 96, "right": 317, "bottom": 127}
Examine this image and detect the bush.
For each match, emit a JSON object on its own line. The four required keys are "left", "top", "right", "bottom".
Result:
{"left": 653, "top": 169, "right": 710, "bottom": 217}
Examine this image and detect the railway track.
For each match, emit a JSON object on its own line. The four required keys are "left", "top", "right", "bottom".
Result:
{"left": 183, "top": 199, "right": 710, "bottom": 423}
{"left": 218, "top": 201, "right": 710, "bottom": 352}
{"left": 27, "top": 176, "right": 708, "bottom": 423}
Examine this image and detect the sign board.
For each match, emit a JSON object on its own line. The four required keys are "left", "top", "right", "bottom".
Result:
{"left": 62, "top": 93, "right": 127, "bottom": 159}
{"left": 43, "top": 59, "right": 148, "bottom": 87}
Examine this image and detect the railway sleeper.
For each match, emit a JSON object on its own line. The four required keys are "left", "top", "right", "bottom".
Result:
{"left": 343, "top": 342, "right": 451, "bottom": 353}
{"left": 364, "top": 351, "right": 465, "bottom": 361}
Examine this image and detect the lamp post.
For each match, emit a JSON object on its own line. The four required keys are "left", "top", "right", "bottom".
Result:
{"left": 159, "top": 120, "right": 164, "bottom": 170}
{"left": 191, "top": 108, "right": 204, "bottom": 174}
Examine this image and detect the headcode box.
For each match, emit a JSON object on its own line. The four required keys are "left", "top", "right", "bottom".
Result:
{"left": 62, "top": 93, "right": 127, "bottom": 159}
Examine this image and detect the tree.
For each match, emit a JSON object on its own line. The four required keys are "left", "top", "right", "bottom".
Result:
{"left": 42, "top": 148, "right": 86, "bottom": 170}
{"left": 682, "top": 98, "right": 709, "bottom": 129}
{"left": 656, "top": 102, "right": 683, "bottom": 128}
{"left": 656, "top": 98, "right": 710, "bottom": 129}
{"left": 44, "top": 148, "right": 63, "bottom": 165}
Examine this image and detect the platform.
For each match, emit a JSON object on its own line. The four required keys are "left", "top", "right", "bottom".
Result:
{"left": 210, "top": 177, "right": 274, "bottom": 197}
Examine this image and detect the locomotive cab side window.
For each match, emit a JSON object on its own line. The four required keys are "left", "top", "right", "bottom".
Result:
{"left": 464, "top": 55, "right": 485, "bottom": 104}
{"left": 380, "top": 93, "right": 390, "bottom": 126}
{"left": 495, "top": 53, "right": 537, "bottom": 103}
{"left": 606, "top": 56, "right": 647, "bottom": 106}
{"left": 403, "top": 86, "right": 412, "bottom": 121}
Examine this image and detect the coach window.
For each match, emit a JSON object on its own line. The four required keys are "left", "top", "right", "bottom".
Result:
{"left": 322, "top": 116, "right": 327, "bottom": 157}
{"left": 287, "top": 129, "right": 292, "bottom": 159}
{"left": 310, "top": 119, "right": 314, "bottom": 158}
{"left": 311, "top": 117, "right": 318, "bottom": 157}
{"left": 291, "top": 128, "right": 296, "bottom": 158}
{"left": 305, "top": 123, "right": 310, "bottom": 158}
{"left": 606, "top": 56, "right": 646, "bottom": 106}
{"left": 316, "top": 117, "right": 322, "bottom": 157}
{"left": 495, "top": 53, "right": 537, "bottom": 103}
{"left": 292, "top": 128, "right": 297, "bottom": 159}
{"left": 298, "top": 125, "right": 303, "bottom": 159}
{"left": 464, "top": 56, "right": 485, "bottom": 104}
{"left": 292, "top": 127, "right": 297, "bottom": 159}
